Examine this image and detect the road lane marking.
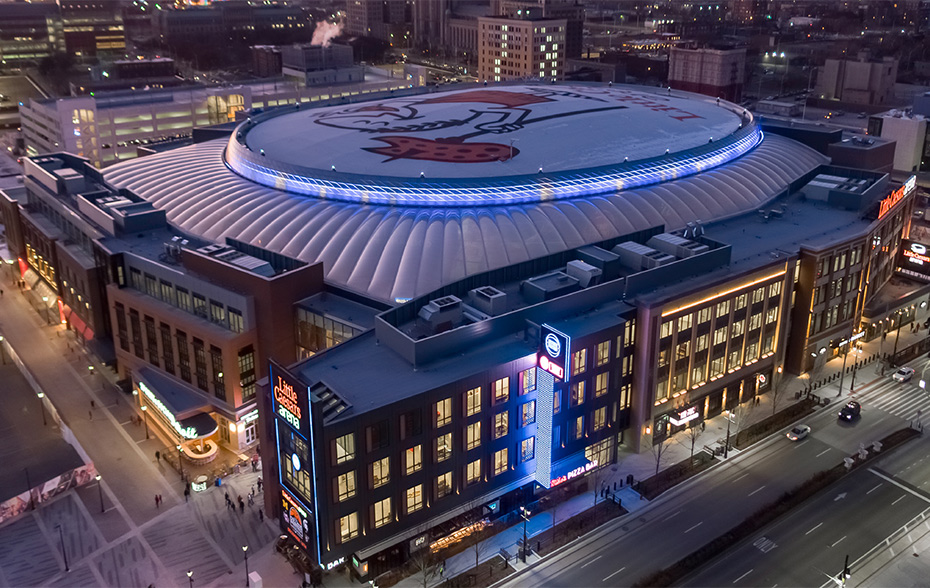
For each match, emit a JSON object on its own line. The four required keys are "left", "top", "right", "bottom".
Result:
{"left": 733, "top": 569, "right": 754, "bottom": 584}
{"left": 893, "top": 495, "right": 907, "bottom": 505}
{"left": 867, "top": 483, "right": 883, "bottom": 495}
{"left": 869, "top": 469, "right": 930, "bottom": 504}
{"left": 602, "top": 567, "right": 626, "bottom": 582}
{"left": 805, "top": 522, "right": 823, "bottom": 536}
{"left": 831, "top": 535, "right": 846, "bottom": 547}
{"left": 662, "top": 510, "right": 681, "bottom": 522}
{"left": 816, "top": 449, "right": 831, "bottom": 457}
{"left": 685, "top": 521, "right": 703, "bottom": 533}
{"left": 582, "top": 555, "right": 602, "bottom": 569}
{"left": 749, "top": 486, "right": 765, "bottom": 496}
{"left": 733, "top": 473, "right": 750, "bottom": 482}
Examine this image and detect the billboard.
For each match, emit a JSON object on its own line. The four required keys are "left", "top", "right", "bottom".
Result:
{"left": 281, "top": 488, "right": 312, "bottom": 551}
{"left": 898, "top": 239, "right": 930, "bottom": 279}
{"left": 538, "top": 324, "right": 571, "bottom": 381}
{"left": 270, "top": 359, "right": 311, "bottom": 440}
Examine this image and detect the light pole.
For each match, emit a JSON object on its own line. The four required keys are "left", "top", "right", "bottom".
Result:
{"left": 140, "top": 405, "right": 149, "bottom": 439}
{"left": 55, "top": 524, "right": 69, "bottom": 571}
{"left": 243, "top": 545, "right": 250, "bottom": 586}
{"left": 0, "top": 335, "right": 5, "bottom": 364}
{"left": 837, "top": 337, "right": 852, "bottom": 398}
{"left": 519, "top": 505, "right": 531, "bottom": 563}
{"left": 41, "top": 296, "right": 51, "bottom": 325}
{"left": 37, "top": 392, "right": 47, "bottom": 426}
{"left": 892, "top": 310, "right": 904, "bottom": 366}
{"left": 178, "top": 444, "right": 185, "bottom": 479}
{"left": 6, "top": 259, "right": 15, "bottom": 284}
{"left": 95, "top": 475, "right": 104, "bottom": 513}
{"left": 187, "top": 570, "right": 193, "bottom": 588}
{"left": 724, "top": 409, "right": 732, "bottom": 458}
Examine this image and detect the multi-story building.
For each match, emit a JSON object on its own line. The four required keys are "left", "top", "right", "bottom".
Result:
{"left": 153, "top": 2, "right": 309, "bottom": 46}
{"left": 816, "top": 52, "right": 898, "bottom": 107}
{"left": 281, "top": 44, "right": 366, "bottom": 87}
{"left": 668, "top": 46, "right": 746, "bottom": 103}
{"left": 346, "top": 0, "right": 410, "bottom": 44}
{"left": 58, "top": 0, "right": 126, "bottom": 58}
{"left": 0, "top": 3, "right": 64, "bottom": 65}
{"left": 494, "top": 0, "right": 584, "bottom": 59}
{"left": 477, "top": 12, "right": 566, "bottom": 83}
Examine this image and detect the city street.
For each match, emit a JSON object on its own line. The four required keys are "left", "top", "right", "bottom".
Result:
{"left": 499, "top": 367, "right": 925, "bottom": 588}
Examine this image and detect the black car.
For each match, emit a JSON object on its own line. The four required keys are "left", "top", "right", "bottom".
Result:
{"left": 838, "top": 400, "right": 861, "bottom": 421}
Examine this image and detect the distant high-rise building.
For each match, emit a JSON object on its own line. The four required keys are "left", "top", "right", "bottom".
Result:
{"left": 0, "top": 3, "right": 64, "bottom": 64}
{"left": 252, "top": 46, "right": 283, "bottom": 78}
{"left": 478, "top": 11, "right": 565, "bottom": 82}
{"left": 816, "top": 52, "right": 898, "bottom": 107}
{"left": 494, "top": 0, "right": 584, "bottom": 59}
{"left": 57, "top": 0, "right": 125, "bottom": 57}
{"left": 730, "top": 0, "right": 768, "bottom": 23}
{"left": 346, "top": 0, "right": 411, "bottom": 46}
{"left": 668, "top": 46, "right": 746, "bottom": 102}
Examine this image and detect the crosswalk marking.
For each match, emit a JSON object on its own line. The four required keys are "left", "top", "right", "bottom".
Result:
{"left": 851, "top": 376, "right": 930, "bottom": 420}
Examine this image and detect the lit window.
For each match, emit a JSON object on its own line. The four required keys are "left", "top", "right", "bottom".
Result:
{"left": 371, "top": 457, "right": 389, "bottom": 488}
{"left": 595, "top": 372, "right": 609, "bottom": 398}
{"left": 436, "top": 433, "right": 452, "bottom": 462}
{"left": 437, "top": 472, "right": 453, "bottom": 498}
{"left": 405, "top": 484, "right": 424, "bottom": 514}
{"left": 465, "top": 387, "right": 481, "bottom": 416}
{"left": 336, "top": 471, "right": 356, "bottom": 502}
{"left": 573, "top": 415, "right": 584, "bottom": 440}
{"left": 335, "top": 433, "right": 355, "bottom": 464}
{"left": 493, "top": 377, "right": 510, "bottom": 404}
{"left": 593, "top": 407, "right": 606, "bottom": 431}
{"left": 493, "top": 448, "right": 508, "bottom": 475}
{"left": 404, "top": 445, "right": 422, "bottom": 475}
{"left": 571, "top": 381, "right": 585, "bottom": 406}
{"left": 521, "top": 400, "right": 536, "bottom": 427}
{"left": 339, "top": 512, "right": 358, "bottom": 543}
{"left": 435, "top": 398, "right": 452, "bottom": 428}
{"left": 373, "top": 497, "right": 391, "bottom": 528}
{"left": 466, "top": 421, "right": 481, "bottom": 450}
{"left": 466, "top": 458, "right": 481, "bottom": 485}
{"left": 494, "top": 411, "right": 508, "bottom": 439}
{"left": 572, "top": 349, "right": 587, "bottom": 376}
{"left": 521, "top": 437, "right": 535, "bottom": 461}
{"left": 520, "top": 368, "right": 536, "bottom": 395}
{"left": 596, "top": 340, "right": 610, "bottom": 366}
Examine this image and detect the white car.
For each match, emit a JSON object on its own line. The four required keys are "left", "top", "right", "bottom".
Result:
{"left": 892, "top": 367, "right": 915, "bottom": 383}
{"left": 787, "top": 425, "right": 811, "bottom": 441}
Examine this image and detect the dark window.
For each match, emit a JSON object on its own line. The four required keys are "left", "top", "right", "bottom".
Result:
{"left": 210, "top": 345, "right": 226, "bottom": 401}
{"left": 366, "top": 419, "right": 390, "bottom": 451}
{"left": 192, "top": 293, "right": 207, "bottom": 319}
{"left": 129, "top": 309, "right": 144, "bottom": 359}
{"left": 176, "top": 330, "right": 191, "bottom": 383}
{"left": 115, "top": 302, "right": 129, "bottom": 352}
{"left": 160, "top": 323, "right": 174, "bottom": 375}
{"left": 400, "top": 410, "right": 422, "bottom": 440}
{"left": 144, "top": 316, "right": 159, "bottom": 367}
{"left": 193, "top": 338, "right": 208, "bottom": 392}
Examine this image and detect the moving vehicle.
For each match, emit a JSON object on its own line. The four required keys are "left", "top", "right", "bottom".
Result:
{"left": 838, "top": 400, "right": 861, "bottom": 421}
{"left": 892, "top": 367, "right": 915, "bottom": 382}
{"left": 786, "top": 424, "right": 811, "bottom": 441}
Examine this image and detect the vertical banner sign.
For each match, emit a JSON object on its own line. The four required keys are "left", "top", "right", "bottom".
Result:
{"left": 271, "top": 359, "right": 311, "bottom": 440}
{"left": 538, "top": 324, "right": 571, "bottom": 382}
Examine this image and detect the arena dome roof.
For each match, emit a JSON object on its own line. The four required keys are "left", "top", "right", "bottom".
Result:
{"left": 104, "top": 83, "right": 828, "bottom": 304}
{"left": 226, "top": 84, "right": 761, "bottom": 206}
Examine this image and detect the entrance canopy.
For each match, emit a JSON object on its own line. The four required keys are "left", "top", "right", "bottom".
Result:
{"left": 137, "top": 367, "right": 218, "bottom": 440}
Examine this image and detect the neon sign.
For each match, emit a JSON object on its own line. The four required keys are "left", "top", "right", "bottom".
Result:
{"left": 326, "top": 557, "right": 345, "bottom": 571}
{"left": 538, "top": 324, "right": 570, "bottom": 382}
{"left": 550, "top": 459, "right": 598, "bottom": 487}
{"left": 878, "top": 175, "right": 916, "bottom": 219}
{"left": 281, "top": 489, "right": 311, "bottom": 550}
{"left": 669, "top": 405, "right": 700, "bottom": 426}
{"left": 139, "top": 382, "right": 198, "bottom": 439}
{"left": 271, "top": 361, "right": 310, "bottom": 439}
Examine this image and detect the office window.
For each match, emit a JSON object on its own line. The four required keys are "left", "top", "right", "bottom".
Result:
{"left": 553, "top": 389, "right": 561, "bottom": 414}
{"left": 596, "top": 340, "right": 610, "bottom": 366}
{"left": 697, "top": 307, "right": 712, "bottom": 324}
{"left": 494, "top": 411, "right": 508, "bottom": 439}
{"left": 144, "top": 273, "right": 157, "bottom": 297}
{"left": 437, "top": 472, "right": 453, "bottom": 498}
{"left": 572, "top": 349, "right": 587, "bottom": 376}
{"left": 192, "top": 339, "right": 208, "bottom": 392}
{"left": 210, "top": 300, "right": 226, "bottom": 327}
{"left": 768, "top": 282, "right": 782, "bottom": 298}
{"left": 339, "top": 513, "right": 358, "bottom": 543}
{"left": 400, "top": 410, "right": 422, "bottom": 440}
{"left": 573, "top": 415, "right": 584, "bottom": 440}
{"left": 520, "top": 368, "right": 536, "bottom": 395}
{"left": 751, "top": 287, "right": 764, "bottom": 304}
{"left": 678, "top": 314, "right": 692, "bottom": 331}
{"left": 237, "top": 346, "right": 256, "bottom": 403}
{"left": 677, "top": 340, "right": 690, "bottom": 359}
{"left": 660, "top": 320, "right": 673, "bottom": 338}
{"left": 437, "top": 433, "right": 452, "bottom": 462}
{"left": 595, "top": 372, "right": 609, "bottom": 398}
{"left": 622, "top": 355, "right": 632, "bottom": 377}
{"left": 366, "top": 420, "right": 389, "bottom": 451}
{"left": 492, "top": 377, "right": 509, "bottom": 404}
{"left": 435, "top": 398, "right": 452, "bottom": 428}
{"left": 373, "top": 497, "right": 391, "bottom": 528}
{"left": 406, "top": 485, "right": 424, "bottom": 514}
{"left": 404, "top": 445, "right": 422, "bottom": 475}
{"left": 465, "top": 387, "right": 481, "bottom": 416}
{"left": 335, "top": 433, "right": 355, "bottom": 464}
{"left": 336, "top": 471, "right": 356, "bottom": 502}
{"left": 731, "top": 321, "right": 745, "bottom": 338}
{"left": 593, "top": 407, "right": 607, "bottom": 431}
{"left": 466, "top": 422, "right": 481, "bottom": 450}
{"left": 749, "top": 313, "right": 762, "bottom": 331}
{"left": 160, "top": 280, "right": 174, "bottom": 305}
{"left": 521, "top": 436, "right": 535, "bottom": 462}
{"left": 210, "top": 345, "right": 225, "bottom": 401}
{"left": 717, "top": 300, "right": 730, "bottom": 317}
{"left": 493, "top": 448, "right": 509, "bottom": 475}
{"left": 571, "top": 381, "right": 585, "bottom": 406}
{"left": 466, "top": 458, "right": 481, "bottom": 485}
{"left": 177, "top": 287, "right": 192, "bottom": 313}
{"left": 192, "top": 293, "right": 207, "bottom": 318}
{"left": 521, "top": 400, "right": 536, "bottom": 427}
{"left": 228, "top": 307, "right": 244, "bottom": 333}
{"left": 736, "top": 294, "right": 748, "bottom": 310}
{"left": 713, "top": 326, "right": 727, "bottom": 346}
{"left": 766, "top": 307, "right": 778, "bottom": 324}
{"left": 371, "top": 457, "right": 389, "bottom": 488}
{"left": 696, "top": 334, "right": 708, "bottom": 353}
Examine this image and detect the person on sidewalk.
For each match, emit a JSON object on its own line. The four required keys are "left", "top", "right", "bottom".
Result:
{"left": 257, "top": 478, "right": 262, "bottom": 492}
{"left": 258, "top": 508, "right": 264, "bottom": 522}
{"left": 184, "top": 486, "right": 190, "bottom": 502}
{"left": 155, "top": 494, "right": 160, "bottom": 508}
{"left": 155, "top": 450, "right": 161, "bottom": 463}
{"left": 238, "top": 496, "right": 245, "bottom": 513}
{"left": 225, "top": 491, "right": 231, "bottom": 507}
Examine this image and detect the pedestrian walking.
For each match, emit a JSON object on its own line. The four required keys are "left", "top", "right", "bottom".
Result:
{"left": 155, "top": 450, "right": 160, "bottom": 463}
{"left": 701, "top": 421, "right": 706, "bottom": 432}
{"left": 155, "top": 494, "right": 160, "bottom": 508}
{"left": 90, "top": 400, "right": 95, "bottom": 409}
{"left": 238, "top": 496, "right": 245, "bottom": 514}
{"left": 257, "top": 478, "right": 262, "bottom": 492}
{"left": 248, "top": 493, "right": 254, "bottom": 507}
{"left": 225, "top": 491, "right": 230, "bottom": 506}
{"left": 251, "top": 485, "right": 255, "bottom": 496}
{"left": 259, "top": 508, "right": 264, "bottom": 522}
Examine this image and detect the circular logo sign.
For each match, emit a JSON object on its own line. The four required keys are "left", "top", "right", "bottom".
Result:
{"left": 545, "top": 333, "right": 562, "bottom": 358}
{"left": 291, "top": 452, "right": 301, "bottom": 472}
{"left": 757, "top": 374, "right": 767, "bottom": 384}
{"left": 913, "top": 243, "right": 927, "bottom": 255}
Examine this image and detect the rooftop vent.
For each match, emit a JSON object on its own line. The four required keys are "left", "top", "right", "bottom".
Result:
{"left": 470, "top": 286, "right": 508, "bottom": 316}
{"left": 565, "top": 260, "right": 603, "bottom": 288}
{"left": 612, "top": 241, "right": 675, "bottom": 270}
{"left": 418, "top": 295, "right": 463, "bottom": 332}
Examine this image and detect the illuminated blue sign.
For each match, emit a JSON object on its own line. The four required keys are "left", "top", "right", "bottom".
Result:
{"left": 539, "top": 324, "right": 570, "bottom": 382}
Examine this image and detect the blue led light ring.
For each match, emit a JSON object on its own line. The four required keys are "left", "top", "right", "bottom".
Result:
{"left": 224, "top": 125, "right": 762, "bottom": 207}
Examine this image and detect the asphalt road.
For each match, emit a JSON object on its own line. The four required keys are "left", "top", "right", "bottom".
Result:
{"left": 500, "top": 378, "right": 913, "bottom": 588}
{"left": 682, "top": 445, "right": 930, "bottom": 587}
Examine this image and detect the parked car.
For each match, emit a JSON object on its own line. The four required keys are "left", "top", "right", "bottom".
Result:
{"left": 892, "top": 367, "right": 915, "bottom": 382}
{"left": 838, "top": 400, "right": 861, "bottom": 421}
{"left": 787, "top": 424, "right": 811, "bottom": 441}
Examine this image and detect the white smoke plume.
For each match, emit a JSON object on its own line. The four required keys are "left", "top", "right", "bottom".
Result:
{"left": 311, "top": 21, "right": 344, "bottom": 47}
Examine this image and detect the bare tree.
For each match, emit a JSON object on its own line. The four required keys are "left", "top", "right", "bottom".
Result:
{"left": 649, "top": 435, "right": 673, "bottom": 477}
{"left": 730, "top": 400, "right": 757, "bottom": 447}
{"left": 676, "top": 423, "right": 703, "bottom": 467}
{"left": 409, "top": 547, "right": 442, "bottom": 588}
{"left": 771, "top": 374, "right": 790, "bottom": 416}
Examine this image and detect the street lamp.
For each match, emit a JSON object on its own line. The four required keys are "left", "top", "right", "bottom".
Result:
{"left": 724, "top": 409, "right": 732, "bottom": 458}
{"left": 140, "top": 405, "right": 149, "bottom": 439}
{"left": 243, "top": 545, "right": 250, "bottom": 587}
{"left": 178, "top": 444, "right": 185, "bottom": 479}
{"left": 519, "top": 505, "right": 531, "bottom": 563}
{"left": 41, "top": 296, "right": 51, "bottom": 325}
{"left": 0, "top": 335, "right": 5, "bottom": 364}
{"left": 37, "top": 392, "right": 47, "bottom": 426}
{"left": 95, "top": 475, "right": 105, "bottom": 512}
{"left": 187, "top": 570, "right": 193, "bottom": 588}
{"left": 5, "top": 259, "right": 15, "bottom": 284}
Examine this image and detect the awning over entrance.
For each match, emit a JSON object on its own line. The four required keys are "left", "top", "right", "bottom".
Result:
{"left": 137, "top": 367, "right": 217, "bottom": 441}
{"left": 62, "top": 304, "right": 94, "bottom": 340}
{"left": 23, "top": 269, "right": 58, "bottom": 307}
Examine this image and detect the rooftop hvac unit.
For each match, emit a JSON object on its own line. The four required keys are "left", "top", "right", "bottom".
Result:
{"left": 418, "top": 295, "right": 463, "bottom": 332}
{"left": 470, "top": 286, "right": 508, "bottom": 316}
{"left": 647, "top": 233, "right": 709, "bottom": 258}
{"left": 565, "top": 260, "right": 603, "bottom": 288}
